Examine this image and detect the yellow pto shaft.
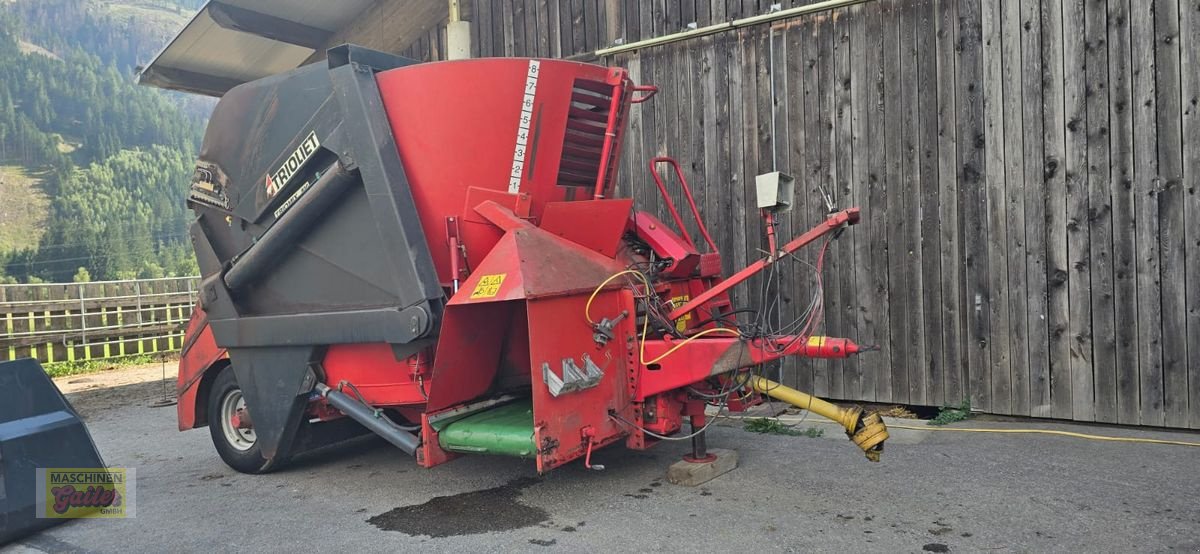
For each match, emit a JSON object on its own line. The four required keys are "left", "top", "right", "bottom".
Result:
{"left": 749, "top": 376, "right": 889, "bottom": 462}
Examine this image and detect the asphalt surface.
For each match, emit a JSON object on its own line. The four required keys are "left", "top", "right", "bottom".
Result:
{"left": 6, "top": 372, "right": 1200, "bottom": 553}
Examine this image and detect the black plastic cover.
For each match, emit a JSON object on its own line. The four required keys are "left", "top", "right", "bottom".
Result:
{"left": 0, "top": 358, "right": 106, "bottom": 543}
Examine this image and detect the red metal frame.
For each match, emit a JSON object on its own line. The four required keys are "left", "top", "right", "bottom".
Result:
{"left": 667, "top": 207, "right": 860, "bottom": 321}
{"left": 649, "top": 157, "right": 718, "bottom": 253}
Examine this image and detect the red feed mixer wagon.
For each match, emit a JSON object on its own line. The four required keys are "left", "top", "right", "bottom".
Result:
{"left": 177, "top": 45, "right": 887, "bottom": 476}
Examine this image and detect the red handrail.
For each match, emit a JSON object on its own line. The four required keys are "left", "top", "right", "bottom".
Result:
{"left": 649, "top": 157, "right": 718, "bottom": 253}
{"left": 631, "top": 85, "right": 659, "bottom": 104}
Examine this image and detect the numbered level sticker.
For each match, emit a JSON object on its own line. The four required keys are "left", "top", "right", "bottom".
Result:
{"left": 470, "top": 274, "right": 507, "bottom": 299}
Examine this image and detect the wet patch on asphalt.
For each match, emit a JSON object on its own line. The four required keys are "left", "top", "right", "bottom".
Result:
{"left": 368, "top": 477, "right": 548, "bottom": 537}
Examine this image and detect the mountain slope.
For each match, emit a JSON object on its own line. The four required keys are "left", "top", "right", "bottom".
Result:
{"left": 0, "top": 1, "right": 207, "bottom": 283}
{"left": 0, "top": 165, "right": 48, "bottom": 252}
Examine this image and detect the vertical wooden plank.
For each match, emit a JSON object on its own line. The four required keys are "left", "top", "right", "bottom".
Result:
{"left": 570, "top": 0, "right": 586, "bottom": 55}
{"left": 470, "top": 0, "right": 485, "bottom": 56}
{"left": 881, "top": 0, "right": 906, "bottom": 403}
{"left": 666, "top": 0, "right": 682, "bottom": 37}
{"left": 681, "top": 0, "right": 696, "bottom": 28}
{"left": 848, "top": 2, "right": 877, "bottom": 402}
{"left": 958, "top": 0, "right": 989, "bottom": 411}
{"left": 728, "top": 32, "right": 748, "bottom": 312}
{"left": 898, "top": 0, "right": 926, "bottom": 405}
{"left": 816, "top": 9, "right": 843, "bottom": 400}
{"left": 604, "top": 0, "right": 622, "bottom": 48}
{"left": 1183, "top": 0, "right": 1200, "bottom": 429}
{"left": 622, "top": 53, "right": 643, "bottom": 196}
{"left": 472, "top": 0, "right": 487, "bottom": 56}
{"left": 865, "top": 1, "right": 892, "bottom": 402}
{"left": 743, "top": 22, "right": 768, "bottom": 388}
{"left": 698, "top": 29, "right": 718, "bottom": 270}
{"left": 1154, "top": 0, "right": 1188, "bottom": 428}
{"left": 1107, "top": 0, "right": 1139, "bottom": 424}
{"left": 550, "top": 0, "right": 565, "bottom": 57}
{"left": 500, "top": 0, "right": 516, "bottom": 56}
{"left": 934, "top": 0, "right": 962, "bottom": 405}
{"left": 581, "top": 0, "right": 597, "bottom": 52}
{"left": 624, "top": 0, "right": 641, "bottom": 45}
{"left": 798, "top": 12, "right": 821, "bottom": 394}
{"left": 999, "top": 0, "right": 1029, "bottom": 416}
{"left": 713, "top": 20, "right": 735, "bottom": 278}
{"left": 705, "top": 0, "right": 721, "bottom": 25}
{"left": 1086, "top": 0, "right": 1118, "bottom": 424}
{"left": 559, "top": 0, "right": 574, "bottom": 56}
{"left": 512, "top": 1, "right": 528, "bottom": 56}
{"left": 596, "top": 0, "right": 610, "bottom": 48}
{"left": 1043, "top": 0, "right": 1073, "bottom": 420}
{"left": 699, "top": 27, "right": 719, "bottom": 241}
{"left": 812, "top": 11, "right": 835, "bottom": 398}
{"left": 1130, "top": 0, "right": 1164, "bottom": 427}
{"left": 913, "top": 0, "right": 945, "bottom": 408}
{"left": 1021, "top": 0, "right": 1051, "bottom": 417}
{"left": 522, "top": 0, "right": 538, "bottom": 57}
{"left": 771, "top": 18, "right": 798, "bottom": 390}
{"left": 1062, "top": 0, "right": 1095, "bottom": 421}
{"left": 696, "top": 0, "right": 712, "bottom": 27}
{"left": 833, "top": 7, "right": 858, "bottom": 400}
{"left": 981, "top": 0, "right": 1010, "bottom": 414}
{"left": 691, "top": 35, "right": 714, "bottom": 311}
{"left": 784, "top": 16, "right": 814, "bottom": 391}
{"left": 536, "top": 0, "right": 552, "bottom": 58}
{"left": 678, "top": 37, "right": 698, "bottom": 245}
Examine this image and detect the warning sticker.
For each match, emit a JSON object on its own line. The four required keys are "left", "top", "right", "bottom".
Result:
{"left": 470, "top": 274, "right": 507, "bottom": 299}
{"left": 670, "top": 295, "right": 691, "bottom": 332}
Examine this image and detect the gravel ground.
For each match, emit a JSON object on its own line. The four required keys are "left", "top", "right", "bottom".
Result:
{"left": 4, "top": 364, "right": 1199, "bottom": 553}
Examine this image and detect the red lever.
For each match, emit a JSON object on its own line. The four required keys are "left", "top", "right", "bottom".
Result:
{"left": 581, "top": 427, "right": 604, "bottom": 470}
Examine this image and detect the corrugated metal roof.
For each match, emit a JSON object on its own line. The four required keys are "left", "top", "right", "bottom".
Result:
{"left": 138, "top": 0, "right": 387, "bottom": 96}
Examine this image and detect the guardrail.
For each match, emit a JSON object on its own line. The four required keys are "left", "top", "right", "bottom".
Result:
{"left": 0, "top": 276, "right": 200, "bottom": 364}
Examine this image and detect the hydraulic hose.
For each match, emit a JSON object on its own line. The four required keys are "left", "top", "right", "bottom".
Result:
{"left": 749, "top": 375, "right": 888, "bottom": 462}
{"left": 315, "top": 382, "right": 420, "bottom": 456}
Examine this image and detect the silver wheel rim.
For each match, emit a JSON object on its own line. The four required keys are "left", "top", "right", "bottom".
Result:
{"left": 219, "top": 389, "right": 256, "bottom": 451}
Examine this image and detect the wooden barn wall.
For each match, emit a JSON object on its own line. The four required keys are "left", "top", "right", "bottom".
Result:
{"left": 420, "top": 0, "right": 1200, "bottom": 430}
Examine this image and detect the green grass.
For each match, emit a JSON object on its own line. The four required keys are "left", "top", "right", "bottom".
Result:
{"left": 928, "top": 400, "right": 972, "bottom": 426}
{"left": 743, "top": 417, "right": 825, "bottom": 438}
{"left": 43, "top": 353, "right": 164, "bottom": 378}
{"left": 0, "top": 165, "right": 49, "bottom": 252}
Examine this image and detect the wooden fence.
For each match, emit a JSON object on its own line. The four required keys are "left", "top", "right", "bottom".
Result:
{"left": 402, "top": 0, "right": 1200, "bottom": 429}
{"left": 0, "top": 277, "right": 199, "bottom": 364}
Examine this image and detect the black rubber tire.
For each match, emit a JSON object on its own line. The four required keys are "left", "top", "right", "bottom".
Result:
{"left": 207, "top": 366, "right": 288, "bottom": 474}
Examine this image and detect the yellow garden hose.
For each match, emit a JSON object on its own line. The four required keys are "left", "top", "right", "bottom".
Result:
{"left": 886, "top": 424, "right": 1200, "bottom": 447}
{"left": 735, "top": 415, "right": 1200, "bottom": 448}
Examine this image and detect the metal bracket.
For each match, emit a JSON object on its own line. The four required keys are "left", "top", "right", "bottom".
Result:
{"left": 592, "top": 311, "right": 628, "bottom": 346}
{"left": 542, "top": 354, "right": 605, "bottom": 397}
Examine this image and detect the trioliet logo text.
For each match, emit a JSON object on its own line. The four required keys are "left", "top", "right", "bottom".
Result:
{"left": 265, "top": 131, "right": 320, "bottom": 198}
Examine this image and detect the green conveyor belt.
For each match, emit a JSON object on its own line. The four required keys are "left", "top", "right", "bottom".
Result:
{"left": 437, "top": 400, "right": 536, "bottom": 458}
